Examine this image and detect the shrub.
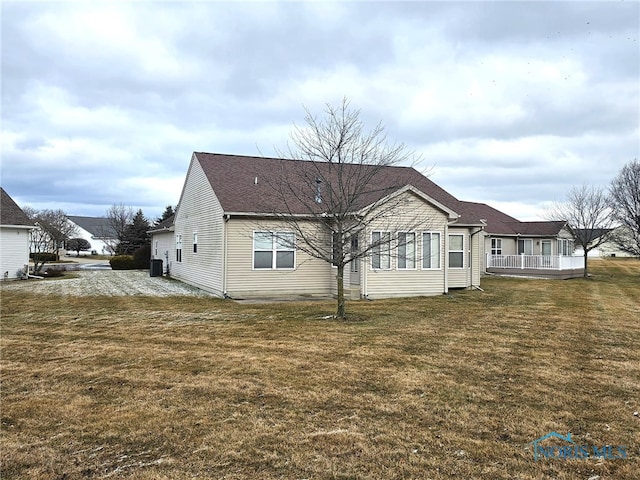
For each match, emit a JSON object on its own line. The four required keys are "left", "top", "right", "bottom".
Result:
{"left": 42, "top": 268, "right": 65, "bottom": 278}
{"left": 132, "top": 244, "right": 151, "bottom": 269}
{"left": 109, "top": 255, "right": 137, "bottom": 270}
{"left": 30, "top": 252, "right": 57, "bottom": 262}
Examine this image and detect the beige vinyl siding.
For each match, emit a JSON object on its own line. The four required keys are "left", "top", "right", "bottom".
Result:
{"left": 0, "top": 227, "right": 31, "bottom": 280}
{"left": 171, "top": 156, "right": 225, "bottom": 296}
{"left": 225, "top": 219, "right": 333, "bottom": 298}
{"left": 151, "top": 230, "right": 174, "bottom": 272}
{"left": 365, "top": 192, "right": 449, "bottom": 299}
{"left": 485, "top": 237, "right": 518, "bottom": 257}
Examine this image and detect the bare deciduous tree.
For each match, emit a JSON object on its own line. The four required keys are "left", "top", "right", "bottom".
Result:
{"left": 547, "top": 185, "right": 614, "bottom": 277}
{"left": 609, "top": 159, "right": 640, "bottom": 257}
{"left": 103, "top": 203, "right": 134, "bottom": 254}
{"left": 23, "top": 207, "right": 79, "bottom": 272}
{"left": 263, "top": 99, "right": 432, "bottom": 319}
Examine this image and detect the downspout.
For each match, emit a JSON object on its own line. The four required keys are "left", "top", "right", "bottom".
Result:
{"left": 223, "top": 214, "right": 230, "bottom": 297}
{"left": 444, "top": 223, "right": 449, "bottom": 294}
{"left": 362, "top": 230, "right": 368, "bottom": 299}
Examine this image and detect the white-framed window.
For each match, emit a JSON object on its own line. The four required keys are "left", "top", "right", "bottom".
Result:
{"left": 491, "top": 238, "right": 502, "bottom": 255}
{"left": 397, "top": 232, "right": 416, "bottom": 269}
{"left": 176, "top": 234, "right": 183, "bottom": 263}
{"left": 371, "top": 231, "right": 391, "bottom": 270}
{"left": 253, "top": 231, "right": 295, "bottom": 269}
{"left": 154, "top": 240, "right": 158, "bottom": 257}
{"left": 448, "top": 234, "right": 464, "bottom": 268}
{"left": 422, "top": 232, "right": 441, "bottom": 269}
{"left": 193, "top": 232, "right": 198, "bottom": 254}
{"left": 557, "top": 238, "right": 574, "bottom": 256}
{"left": 518, "top": 239, "right": 533, "bottom": 255}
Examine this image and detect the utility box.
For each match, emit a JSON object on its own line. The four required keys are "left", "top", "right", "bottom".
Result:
{"left": 150, "top": 259, "right": 163, "bottom": 277}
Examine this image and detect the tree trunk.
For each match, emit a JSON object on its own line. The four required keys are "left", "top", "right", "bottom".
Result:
{"left": 336, "top": 263, "right": 346, "bottom": 319}
{"left": 583, "top": 250, "right": 589, "bottom": 278}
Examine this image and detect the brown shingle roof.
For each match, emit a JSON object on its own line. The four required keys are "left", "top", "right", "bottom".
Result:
{"left": 0, "top": 188, "right": 33, "bottom": 227}
{"left": 187, "top": 153, "right": 566, "bottom": 236}
{"left": 148, "top": 214, "right": 175, "bottom": 233}
{"left": 510, "top": 221, "right": 567, "bottom": 237}
{"left": 193, "top": 152, "right": 485, "bottom": 224}
{"left": 457, "top": 201, "right": 520, "bottom": 233}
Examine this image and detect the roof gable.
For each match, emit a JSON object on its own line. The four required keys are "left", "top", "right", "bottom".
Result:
{"left": 0, "top": 188, "right": 33, "bottom": 227}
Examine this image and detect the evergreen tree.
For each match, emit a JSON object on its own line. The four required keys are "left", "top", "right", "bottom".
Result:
{"left": 119, "top": 209, "right": 150, "bottom": 255}
{"left": 155, "top": 205, "right": 175, "bottom": 225}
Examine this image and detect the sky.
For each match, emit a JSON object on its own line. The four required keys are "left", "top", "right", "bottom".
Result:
{"left": 1, "top": 0, "right": 638, "bottom": 221}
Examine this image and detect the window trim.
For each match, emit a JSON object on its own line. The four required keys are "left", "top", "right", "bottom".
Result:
{"left": 397, "top": 231, "right": 416, "bottom": 270}
{"left": 422, "top": 231, "right": 441, "bottom": 270}
{"left": 253, "top": 231, "right": 296, "bottom": 270}
{"left": 557, "top": 238, "right": 574, "bottom": 256}
{"left": 448, "top": 233, "right": 464, "bottom": 269}
{"left": 175, "top": 234, "right": 183, "bottom": 263}
{"left": 371, "top": 231, "right": 391, "bottom": 270}
{"left": 193, "top": 231, "right": 198, "bottom": 254}
{"left": 518, "top": 238, "right": 533, "bottom": 255}
{"left": 491, "top": 238, "right": 502, "bottom": 255}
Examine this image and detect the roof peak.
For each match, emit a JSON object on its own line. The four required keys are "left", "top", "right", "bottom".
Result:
{"left": 193, "top": 152, "right": 421, "bottom": 171}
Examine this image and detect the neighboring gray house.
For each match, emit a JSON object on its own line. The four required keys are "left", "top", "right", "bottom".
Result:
{"left": 66, "top": 216, "right": 118, "bottom": 255}
{"left": 0, "top": 188, "right": 34, "bottom": 280}
{"left": 151, "top": 152, "right": 488, "bottom": 299}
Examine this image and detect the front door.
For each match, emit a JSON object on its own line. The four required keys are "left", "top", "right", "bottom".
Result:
{"left": 541, "top": 241, "right": 552, "bottom": 267}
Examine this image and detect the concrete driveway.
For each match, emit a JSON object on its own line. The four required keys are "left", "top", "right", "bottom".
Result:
{"left": 2, "top": 270, "right": 213, "bottom": 297}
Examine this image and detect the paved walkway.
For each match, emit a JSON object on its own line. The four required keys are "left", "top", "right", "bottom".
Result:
{"left": 2, "top": 270, "right": 213, "bottom": 297}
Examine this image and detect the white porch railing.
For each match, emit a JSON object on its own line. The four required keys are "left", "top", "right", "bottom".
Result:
{"left": 487, "top": 254, "right": 585, "bottom": 270}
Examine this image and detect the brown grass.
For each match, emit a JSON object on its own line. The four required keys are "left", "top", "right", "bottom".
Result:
{"left": 1, "top": 259, "right": 639, "bottom": 479}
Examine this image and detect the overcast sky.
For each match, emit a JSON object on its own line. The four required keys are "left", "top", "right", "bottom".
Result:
{"left": 2, "top": 1, "right": 638, "bottom": 221}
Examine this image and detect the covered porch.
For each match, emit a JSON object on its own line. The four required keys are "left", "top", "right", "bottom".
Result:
{"left": 486, "top": 254, "right": 585, "bottom": 279}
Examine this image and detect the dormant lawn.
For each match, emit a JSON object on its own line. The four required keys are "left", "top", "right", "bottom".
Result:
{"left": 1, "top": 259, "right": 639, "bottom": 479}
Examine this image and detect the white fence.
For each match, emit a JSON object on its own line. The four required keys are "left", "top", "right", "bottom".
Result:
{"left": 487, "top": 254, "right": 585, "bottom": 270}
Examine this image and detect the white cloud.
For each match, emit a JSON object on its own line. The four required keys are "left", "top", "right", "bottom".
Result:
{"left": 1, "top": 1, "right": 637, "bottom": 220}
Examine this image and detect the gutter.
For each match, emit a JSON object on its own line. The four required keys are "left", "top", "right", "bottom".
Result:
{"left": 443, "top": 222, "right": 449, "bottom": 294}
{"left": 469, "top": 226, "right": 485, "bottom": 289}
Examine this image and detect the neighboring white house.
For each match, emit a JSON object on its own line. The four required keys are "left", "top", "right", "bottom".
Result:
{"left": 66, "top": 216, "right": 118, "bottom": 255}
{"left": 151, "top": 152, "right": 488, "bottom": 299}
{"left": 0, "top": 188, "right": 34, "bottom": 280}
{"left": 573, "top": 227, "right": 638, "bottom": 258}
